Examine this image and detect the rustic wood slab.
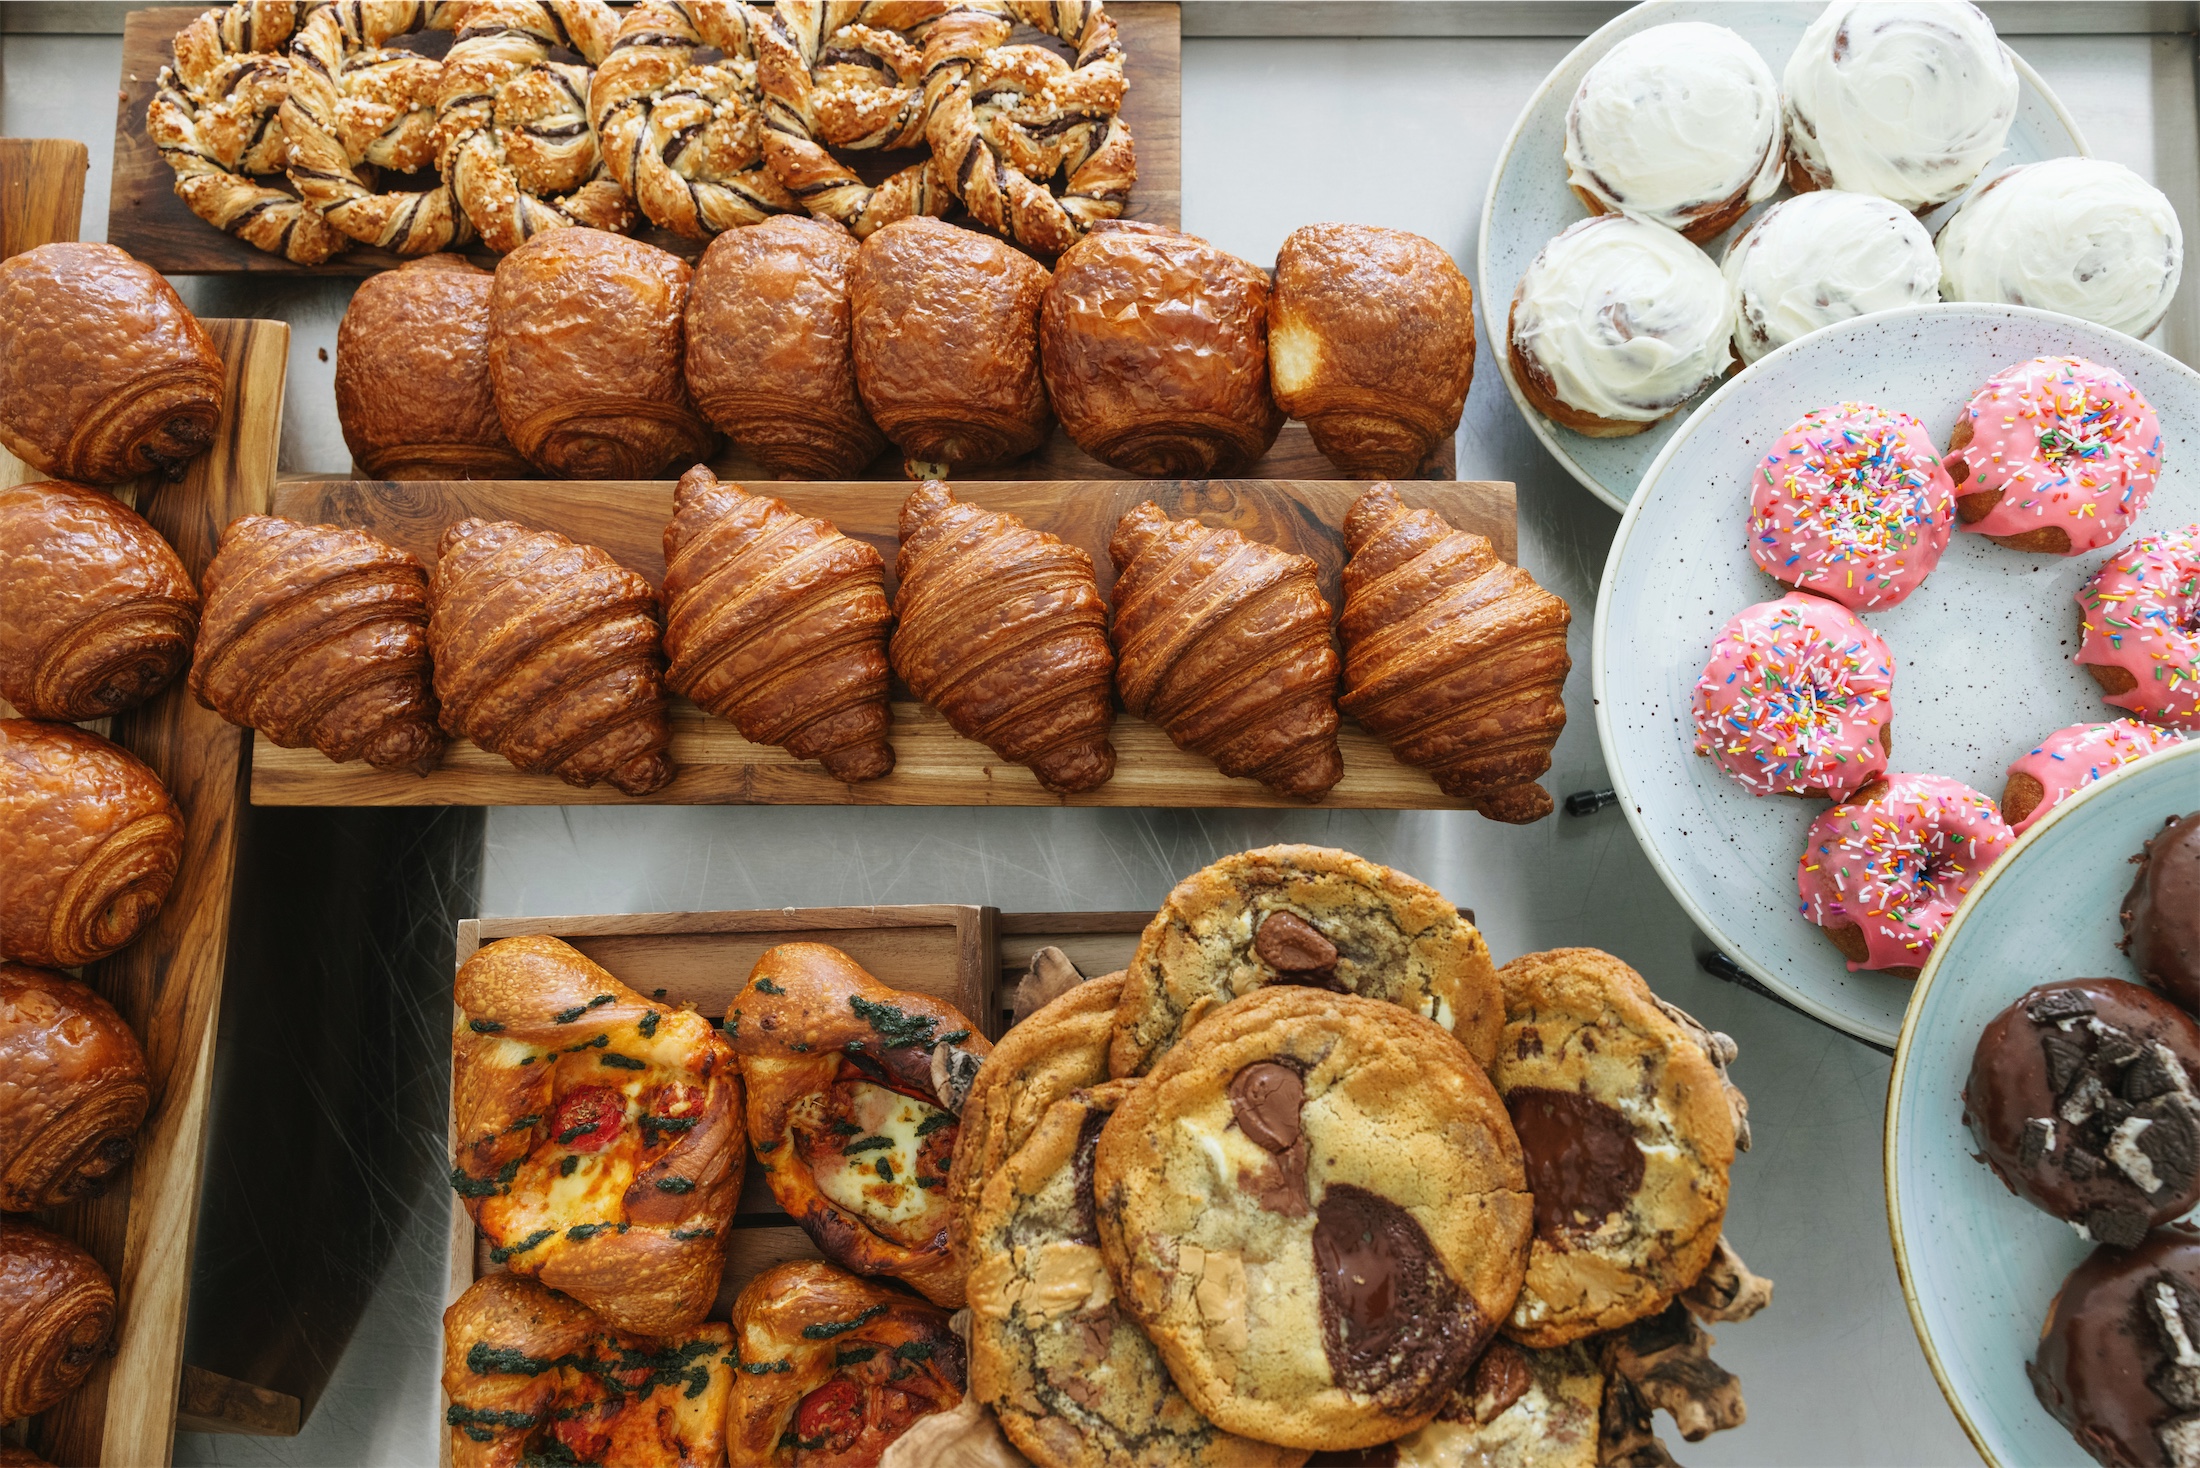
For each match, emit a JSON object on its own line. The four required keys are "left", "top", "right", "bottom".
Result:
{"left": 0, "top": 138, "right": 87, "bottom": 258}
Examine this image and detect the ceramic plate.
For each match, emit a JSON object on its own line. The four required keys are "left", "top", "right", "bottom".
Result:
{"left": 1479, "top": 0, "right": 2089, "bottom": 511}
{"left": 1594, "top": 303, "right": 2200, "bottom": 1044}
{"left": 1887, "top": 739, "right": 2200, "bottom": 1466}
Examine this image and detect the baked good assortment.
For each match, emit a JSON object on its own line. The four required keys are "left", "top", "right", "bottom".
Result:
{"left": 2004, "top": 721, "right": 2186, "bottom": 833}
{"left": 1723, "top": 191, "right": 1941, "bottom": 367}
{"left": 2125, "top": 811, "right": 2200, "bottom": 1012}
{"left": 1747, "top": 402, "right": 1956, "bottom": 610}
{"left": 2076, "top": 523, "right": 2200, "bottom": 731}
{"left": 0, "top": 962, "right": 149, "bottom": 1214}
{"left": 333, "top": 254, "right": 527, "bottom": 481}
{"left": 1947, "top": 356, "right": 2162, "bottom": 556}
{"left": 1691, "top": 592, "right": 1894, "bottom": 800}
{"left": 1798, "top": 772, "right": 2014, "bottom": 976}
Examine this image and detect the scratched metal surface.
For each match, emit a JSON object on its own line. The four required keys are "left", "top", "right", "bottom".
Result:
{"left": 5, "top": 12, "right": 2198, "bottom": 1465}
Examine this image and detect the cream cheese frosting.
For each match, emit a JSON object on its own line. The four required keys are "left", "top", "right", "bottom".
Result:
{"left": 1939, "top": 158, "right": 2186, "bottom": 339}
{"left": 1782, "top": 0, "right": 2019, "bottom": 211}
{"left": 1724, "top": 190, "right": 1941, "bottom": 364}
{"left": 1564, "top": 22, "right": 1784, "bottom": 237}
{"left": 1510, "top": 215, "right": 1734, "bottom": 425}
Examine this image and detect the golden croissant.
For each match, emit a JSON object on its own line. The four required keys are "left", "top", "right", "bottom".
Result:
{"left": 429, "top": 519, "right": 676, "bottom": 796}
{"left": 662, "top": 467, "right": 894, "bottom": 782}
{"left": 0, "top": 962, "right": 149, "bottom": 1213}
{"left": 1108, "top": 502, "right": 1344, "bottom": 799}
{"left": 191, "top": 515, "right": 446, "bottom": 773}
{"left": 891, "top": 483, "right": 1116, "bottom": 794}
{"left": 1339, "top": 484, "right": 1571, "bottom": 823}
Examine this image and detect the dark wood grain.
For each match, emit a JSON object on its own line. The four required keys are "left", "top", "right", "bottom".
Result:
{"left": 0, "top": 138, "right": 87, "bottom": 258}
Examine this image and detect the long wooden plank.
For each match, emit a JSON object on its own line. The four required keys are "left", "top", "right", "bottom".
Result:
{"left": 0, "top": 138, "right": 87, "bottom": 258}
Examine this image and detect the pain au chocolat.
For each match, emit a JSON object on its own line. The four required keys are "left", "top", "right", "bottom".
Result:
{"left": 0, "top": 963, "right": 149, "bottom": 1214}
{"left": 334, "top": 254, "right": 528, "bottom": 480}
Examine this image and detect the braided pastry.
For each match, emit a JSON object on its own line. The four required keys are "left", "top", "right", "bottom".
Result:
{"left": 0, "top": 964, "right": 149, "bottom": 1215}
{"left": 147, "top": 0, "right": 348, "bottom": 264}
{"left": 0, "top": 1220, "right": 116, "bottom": 1422}
{"left": 434, "top": 0, "right": 634, "bottom": 254}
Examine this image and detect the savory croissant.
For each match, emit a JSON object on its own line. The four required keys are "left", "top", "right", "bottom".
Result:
{"left": 0, "top": 720, "right": 182, "bottom": 970}
{"left": 442, "top": 1271, "right": 734, "bottom": 1468}
{"left": 1339, "top": 485, "right": 1571, "bottom": 823}
{"left": 1108, "top": 502, "right": 1345, "bottom": 799}
{"left": 728, "top": 1261, "right": 966, "bottom": 1467}
{"left": 0, "top": 963, "right": 149, "bottom": 1214}
{"left": 1040, "top": 223, "right": 1284, "bottom": 477}
{"left": 850, "top": 217, "right": 1054, "bottom": 478}
{"left": 450, "top": 935, "right": 741, "bottom": 1335}
{"left": 662, "top": 467, "right": 894, "bottom": 782}
{"left": 488, "top": 227, "right": 717, "bottom": 479}
{"left": 891, "top": 484, "right": 1116, "bottom": 795}
{"left": 0, "top": 479, "right": 199, "bottom": 722}
{"left": 0, "top": 242, "right": 225, "bottom": 484}
{"left": 0, "top": 1218, "right": 116, "bottom": 1422}
{"left": 191, "top": 515, "right": 445, "bottom": 773}
{"left": 685, "top": 216, "right": 887, "bottom": 479}
{"left": 729, "top": 943, "right": 992, "bottom": 1307}
{"left": 1270, "top": 224, "right": 1477, "bottom": 478}
{"left": 334, "top": 254, "right": 529, "bottom": 480}
{"left": 429, "top": 519, "right": 676, "bottom": 795}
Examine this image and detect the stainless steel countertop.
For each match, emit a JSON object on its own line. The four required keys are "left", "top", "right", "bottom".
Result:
{"left": 7, "top": 10, "right": 2196, "bottom": 1464}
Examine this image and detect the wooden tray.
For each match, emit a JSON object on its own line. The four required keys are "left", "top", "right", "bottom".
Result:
{"left": 254, "top": 475, "right": 1518, "bottom": 809}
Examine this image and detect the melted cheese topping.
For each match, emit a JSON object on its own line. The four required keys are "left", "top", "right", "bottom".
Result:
{"left": 810, "top": 1081, "right": 951, "bottom": 1233}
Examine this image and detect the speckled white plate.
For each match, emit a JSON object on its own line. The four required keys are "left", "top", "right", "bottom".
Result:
{"left": 1479, "top": 0, "right": 2088, "bottom": 511}
{"left": 1594, "top": 302, "right": 2200, "bottom": 1045}
{"left": 1887, "top": 739, "right": 2200, "bottom": 1467}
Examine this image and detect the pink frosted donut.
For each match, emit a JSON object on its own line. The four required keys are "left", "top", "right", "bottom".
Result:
{"left": 2003, "top": 719, "right": 2185, "bottom": 832}
{"left": 1749, "top": 401, "right": 1956, "bottom": 610}
{"left": 1947, "top": 355, "right": 2162, "bottom": 555}
{"left": 1797, "top": 772, "right": 2016, "bottom": 977}
{"left": 1691, "top": 591, "right": 1894, "bottom": 798}
{"left": 2074, "top": 522, "right": 2200, "bottom": 730}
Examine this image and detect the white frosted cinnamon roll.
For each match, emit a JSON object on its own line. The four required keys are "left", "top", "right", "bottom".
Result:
{"left": 1564, "top": 22, "right": 1784, "bottom": 244}
{"left": 1724, "top": 191, "right": 1941, "bottom": 364}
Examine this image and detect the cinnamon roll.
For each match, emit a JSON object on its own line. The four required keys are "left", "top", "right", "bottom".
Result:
{"left": 0, "top": 963, "right": 149, "bottom": 1213}
{"left": 0, "top": 1219, "right": 116, "bottom": 1421}
{"left": 1724, "top": 191, "right": 1940, "bottom": 365}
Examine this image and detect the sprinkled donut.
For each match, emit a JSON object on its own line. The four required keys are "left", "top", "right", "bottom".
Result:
{"left": 1749, "top": 402, "right": 1957, "bottom": 611}
{"left": 2075, "top": 523, "right": 2200, "bottom": 731}
{"left": 1797, "top": 772, "right": 2015, "bottom": 977}
{"left": 2002, "top": 719, "right": 2184, "bottom": 833}
{"left": 1691, "top": 591, "right": 1894, "bottom": 799}
{"left": 1947, "top": 355, "right": 2162, "bottom": 556}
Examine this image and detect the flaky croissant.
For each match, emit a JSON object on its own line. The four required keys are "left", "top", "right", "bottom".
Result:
{"left": 891, "top": 484, "right": 1116, "bottom": 794}
{"left": 334, "top": 254, "right": 529, "bottom": 480}
{"left": 191, "top": 515, "right": 445, "bottom": 773}
{"left": 0, "top": 1218, "right": 116, "bottom": 1422}
{"left": 0, "top": 963, "right": 149, "bottom": 1213}
{"left": 1108, "top": 502, "right": 1344, "bottom": 799}
{"left": 662, "top": 467, "right": 894, "bottom": 782}
{"left": 0, "top": 479, "right": 199, "bottom": 722}
{"left": 429, "top": 519, "right": 676, "bottom": 795}
{"left": 1339, "top": 485, "right": 1571, "bottom": 823}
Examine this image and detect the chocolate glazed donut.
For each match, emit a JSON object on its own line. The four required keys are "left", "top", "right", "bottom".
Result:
{"left": 0, "top": 1218, "right": 117, "bottom": 1421}
{"left": 2032, "top": 1223, "right": 2200, "bottom": 1467}
{"left": 2126, "top": 812, "right": 2200, "bottom": 1013}
{"left": 0, "top": 963, "right": 149, "bottom": 1212}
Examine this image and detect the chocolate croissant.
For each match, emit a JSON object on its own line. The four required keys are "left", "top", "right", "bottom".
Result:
{"left": 1108, "top": 502, "right": 1344, "bottom": 799}
{"left": 685, "top": 216, "right": 887, "bottom": 479}
{"left": 0, "top": 963, "right": 149, "bottom": 1213}
{"left": 334, "top": 254, "right": 529, "bottom": 480}
{"left": 1040, "top": 223, "right": 1284, "bottom": 477}
{"left": 0, "top": 1219, "right": 116, "bottom": 1422}
{"left": 1339, "top": 485, "right": 1571, "bottom": 823}
{"left": 0, "top": 479, "right": 199, "bottom": 722}
{"left": 191, "top": 515, "right": 446, "bottom": 773}
{"left": 1270, "top": 223, "right": 1477, "bottom": 478}
{"left": 891, "top": 484, "right": 1116, "bottom": 794}
{"left": 488, "top": 228, "right": 717, "bottom": 479}
{"left": 0, "top": 720, "right": 182, "bottom": 969}
{"left": 851, "top": 217, "right": 1054, "bottom": 478}
{"left": 428, "top": 519, "right": 676, "bottom": 795}
{"left": 662, "top": 467, "right": 894, "bottom": 782}
{"left": 0, "top": 242, "right": 224, "bottom": 484}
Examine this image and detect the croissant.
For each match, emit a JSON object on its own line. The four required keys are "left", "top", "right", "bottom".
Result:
{"left": 0, "top": 963, "right": 149, "bottom": 1213}
{"left": 1108, "top": 502, "right": 1344, "bottom": 799}
{"left": 0, "top": 243, "right": 225, "bottom": 484}
{"left": 0, "top": 720, "right": 182, "bottom": 969}
{"left": 428, "top": 519, "right": 676, "bottom": 795}
{"left": 334, "top": 255, "right": 529, "bottom": 480}
{"left": 488, "top": 228, "right": 717, "bottom": 479}
{"left": 891, "top": 484, "right": 1116, "bottom": 794}
{"left": 1270, "top": 223, "right": 1477, "bottom": 478}
{"left": 662, "top": 467, "right": 894, "bottom": 782}
{"left": 685, "top": 216, "right": 887, "bottom": 478}
{"left": 1339, "top": 485, "right": 1571, "bottom": 823}
{"left": 0, "top": 1219, "right": 116, "bottom": 1422}
{"left": 1040, "top": 222, "right": 1284, "bottom": 477}
{"left": 0, "top": 479, "right": 199, "bottom": 722}
{"left": 851, "top": 217, "right": 1054, "bottom": 478}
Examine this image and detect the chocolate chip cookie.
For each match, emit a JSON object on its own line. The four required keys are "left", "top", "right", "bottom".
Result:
{"left": 1491, "top": 949, "right": 1735, "bottom": 1349}
{"left": 1094, "top": 986, "right": 1533, "bottom": 1451}
{"left": 1109, "top": 845, "right": 1501, "bottom": 1080}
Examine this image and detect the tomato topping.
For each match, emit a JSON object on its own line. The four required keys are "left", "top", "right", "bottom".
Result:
{"left": 654, "top": 1081, "right": 704, "bottom": 1118}
{"left": 793, "top": 1379, "right": 863, "bottom": 1452}
{"left": 551, "top": 1085, "right": 625, "bottom": 1153}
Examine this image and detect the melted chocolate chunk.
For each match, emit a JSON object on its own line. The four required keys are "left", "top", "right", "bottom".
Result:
{"left": 1311, "top": 1184, "right": 1486, "bottom": 1415}
{"left": 1255, "top": 910, "right": 1340, "bottom": 975}
{"left": 1070, "top": 1108, "right": 1108, "bottom": 1245}
{"left": 1230, "top": 1062, "right": 1305, "bottom": 1153}
{"left": 1467, "top": 1340, "right": 1533, "bottom": 1424}
{"left": 1506, "top": 1087, "right": 1646, "bottom": 1242}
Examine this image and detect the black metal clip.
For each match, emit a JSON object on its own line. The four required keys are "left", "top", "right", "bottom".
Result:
{"left": 1696, "top": 949, "right": 1895, "bottom": 1057}
{"left": 1564, "top": 787, "right": 1618, "bottom": 817}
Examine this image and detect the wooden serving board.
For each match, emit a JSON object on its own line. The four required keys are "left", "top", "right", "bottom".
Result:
{"left": 254, "top": 475, "right": 1518, "bottom": 809}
